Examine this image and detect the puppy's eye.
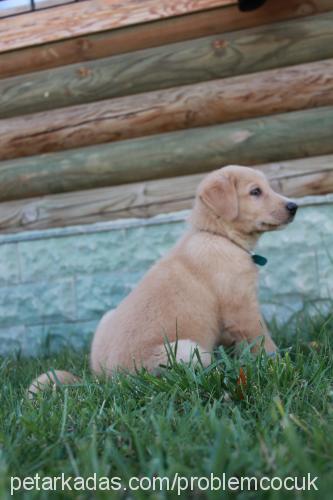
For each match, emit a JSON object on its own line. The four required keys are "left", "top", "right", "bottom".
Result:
{"left": 250, "top": 187, "right": 262, "bottom": 197}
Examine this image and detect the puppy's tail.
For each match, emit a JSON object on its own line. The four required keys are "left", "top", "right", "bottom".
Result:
{"left": 27, "top": 370, "right": 80, "bottom": 399}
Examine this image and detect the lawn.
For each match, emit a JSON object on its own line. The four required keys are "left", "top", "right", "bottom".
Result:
{"left": 1, "top": 312, "right": 333, "bottom": 499}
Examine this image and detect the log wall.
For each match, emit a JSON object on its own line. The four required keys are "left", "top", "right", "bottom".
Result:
{"left": 1, "top": 0, "right": 332, "bottom": 79}
{"left": 2, "top": 60, "right": 333, "bottom": 161}
{"left": 0, "top": 0, "right": 333, "bottom": 234}
{"left": 1, "top": 155, "right": 332, "bottom": 234}
{"left": 2, "top": 12, "right": 333, "bottom": 119}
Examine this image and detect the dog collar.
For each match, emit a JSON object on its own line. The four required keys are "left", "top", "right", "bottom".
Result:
{"left": 196, "top": 227, "right": 267, "bottom": 266}
{"left": 223, "top": 238, "right": 268, "bottom": 267}
{"left": 251, "top": 253, "right": 267, "bottom": 266}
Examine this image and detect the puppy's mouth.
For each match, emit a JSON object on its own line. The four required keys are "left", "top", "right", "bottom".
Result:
{"left": 259, "top": 213, "right": 296, "bottom": 231}
{"left": 258, "top": 220, "right": 289, "bottom": 231}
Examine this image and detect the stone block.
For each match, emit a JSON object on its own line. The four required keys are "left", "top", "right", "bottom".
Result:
{"left": 0, "top": 278, "right": 76, "bottom": 328}
{"left": 0, "top": 243, "right": 20, "bottom": 286}
{"left": 76, "top": 271, "right": 144, "bottom": 321}
{"left": 18, "top": 222, "right": 186, "bottom": 283}
{"left": 0, "top": 325, "right": 45, "bottom": 357}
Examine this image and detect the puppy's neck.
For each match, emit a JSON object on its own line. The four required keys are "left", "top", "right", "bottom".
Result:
{"left": 190, "top": 200, "right": 260, "bottom": 252}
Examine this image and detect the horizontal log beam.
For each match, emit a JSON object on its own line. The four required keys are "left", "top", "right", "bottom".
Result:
{"left": 0, "top": 155, "right": 332, "bottom": 234}
{"left": 1, "top": 12, "right": 333, "bottom": 119}
{"left": 2, "top": 59, "right": 333, "bottom": 161}
{"left": 0, "top": 106, "right": 333, "bottom": 203}
{"left": 1, "top": 0, "right": 332, "bottom": 79}
{"left": 0, "top": 0, "right": 235, "bottom": 54}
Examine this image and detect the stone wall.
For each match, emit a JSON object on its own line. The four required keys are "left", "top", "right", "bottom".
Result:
{"left": 0, "top": 201, "right": 332, "bottom": 357}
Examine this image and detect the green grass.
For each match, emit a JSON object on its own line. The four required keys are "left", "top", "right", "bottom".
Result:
{"left": 1, "top": 313, "right": 333, "bottom": 499}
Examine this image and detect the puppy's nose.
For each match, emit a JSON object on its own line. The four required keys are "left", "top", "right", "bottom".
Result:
{"left": 286, "top": 202, "right": 298, "bottom": 216}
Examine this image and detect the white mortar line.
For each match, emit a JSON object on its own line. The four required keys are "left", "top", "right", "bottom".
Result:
{"left": 0, "top": 194, "right": 332, "bottom": 245}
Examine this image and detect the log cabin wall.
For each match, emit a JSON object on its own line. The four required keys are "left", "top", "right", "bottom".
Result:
{"left": 0, "top": 0, "right": 333, "bottom": 356}
{"left": 0, "top": 0, "right": 333, "bottom": 232}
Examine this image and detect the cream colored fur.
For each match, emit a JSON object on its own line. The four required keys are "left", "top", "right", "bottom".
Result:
{"left": 28, "top": 165, "right": 296, "bottom": 396}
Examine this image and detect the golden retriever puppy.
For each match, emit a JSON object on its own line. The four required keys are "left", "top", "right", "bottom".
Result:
{"left": 28, "top": 165, "right": 297, "bottom": 395}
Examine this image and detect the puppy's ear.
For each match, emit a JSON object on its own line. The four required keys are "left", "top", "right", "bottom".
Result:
{"left": 200, "top": 174, "right": 238, "bottom": 221}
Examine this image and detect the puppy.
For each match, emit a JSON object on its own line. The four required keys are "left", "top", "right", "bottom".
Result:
{"left": 28, "top": 165, "right": 297, "bottom": 395}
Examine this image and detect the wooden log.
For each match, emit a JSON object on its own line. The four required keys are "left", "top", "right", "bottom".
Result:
{"left": 0, "top": 106, "right": 333, "bottom": 203}
{"left": 2, "top": 59, "right": 333, "bottom": 161}
{"left": 1, "top": 12, "right": 333, "bottom": 119}
{"left": 0, "top": 0, "right": 235, "bottom": 54}
{"left": 0, "top": 155, "right": 332, "bottom": 234}
{"left": 1, "top": 0, "right": 332, "bottom": 79}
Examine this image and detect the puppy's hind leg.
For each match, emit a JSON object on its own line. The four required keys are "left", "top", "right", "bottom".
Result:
{"left": 146, "top": 340, "right": 212, "bottom": 372}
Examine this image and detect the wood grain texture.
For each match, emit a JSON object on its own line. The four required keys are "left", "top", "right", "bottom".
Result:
{"left": 2, "top": 59, "right": 333, "bottom": 160}
{"left": 1, "top": 12, "right": 333, "bottom": 119}
{"left": 2, "top": 0, "right": 332, "bottom": 79}
{"left": 0, "top": 0, "right": 235, "bottom": 54}
{"left": 0, "top": 155, "right": 332, "bottom": 233}
{"left": 0, "top": 106, "right": 333, "bottom": 202}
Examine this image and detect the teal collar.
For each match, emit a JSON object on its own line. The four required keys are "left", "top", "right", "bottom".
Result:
{"left": 251, "top": 253, "right": 267, "bottom": 266}
{"left": 225, "top": 239, "right": 268, "bottom": 267}
{"left": 197, "top": 228, "right": 267, "bottom": 266}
